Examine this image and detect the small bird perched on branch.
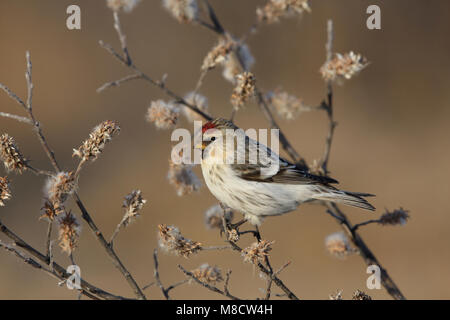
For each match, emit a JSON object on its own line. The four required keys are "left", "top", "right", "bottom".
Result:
{"left": 196, "top": 118, "right": 374, "bottom": 226}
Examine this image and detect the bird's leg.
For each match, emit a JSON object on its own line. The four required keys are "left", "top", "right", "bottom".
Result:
{"left": 254, "top": 225, "right": 262, "bottom": 242}
{"left": 230, "top": 219, "right": 247, "bottom": 230}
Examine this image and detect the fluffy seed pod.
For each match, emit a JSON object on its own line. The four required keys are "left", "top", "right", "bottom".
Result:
{"left": 146, "top": 100, "right": 180, "bottom": 130}
{"left": 242, "top": 240, "right": 274, "bottom": 265}
{"left": 158, "top": 224, "right": 202, "bottom": 258}
{"left": 0, "top": 176, "right": 11, "bottom": 206}
{"left": 191, "top": 264, "right": 223, "bottom": 285}
{"left": 0, "top": 134, "right": 28, "bottom": 173}
{"left": 57, "top": 211, "right": 81, "bottom": 255}
{"left": 73, "top": 121, "right": 120, "bottom": 162}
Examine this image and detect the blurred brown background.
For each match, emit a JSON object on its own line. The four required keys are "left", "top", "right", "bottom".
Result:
{"left": 0, "top": 0, "right": 449, "bottom": 300}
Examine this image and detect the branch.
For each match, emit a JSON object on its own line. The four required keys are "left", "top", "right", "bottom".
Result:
{"left": 178, "top": 265, "right": 240, "bottom": 300}
{"left": 0, "top": 112, "right": 33, "bottom": 124}
{"left": 98, "top": 40, "right": 212, "bottom": 121}
{"left": 221, "top": 214, "right": 299, "bottom": 300}
{"left": 0, "top": 219, "right": 128, "bottom": 300}
{"left": 326, "top": 203, "right": 406, "bottom": 300}
{"left": 74, "top": 194, "right": 146, "bottom": 299}
{"left": 320, "top": 20, "right": 336, "bottom": 174}
{"left": 1, "top": 51, "right": 147, "bottom": 300}
{"left": 197, "top": 2, "right": 309, "bottom": 169}
{"left": 97, "top": 74, "right": 142, "bottom": 93}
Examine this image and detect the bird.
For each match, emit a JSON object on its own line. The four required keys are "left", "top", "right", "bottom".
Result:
{"left": 196, "top": 118, "right": 375, "bottom": 226}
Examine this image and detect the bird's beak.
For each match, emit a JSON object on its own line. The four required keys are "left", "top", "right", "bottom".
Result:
{"left": 194, "top": 142, "right": 206, "bottom": 150}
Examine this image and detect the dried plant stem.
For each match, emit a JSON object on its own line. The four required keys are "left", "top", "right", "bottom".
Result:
{"left": 178, "top": 265, "right": 240, "bottom": 300}
{"left": 96, "top": 74, "right": 142, "bottom": 93}
{"left": 0, "top": 219, "right": 127, "bottom": 300}
{"left": 74, "top": 194, "right": 146, "bottom": 299}
{"left": 256, "top": 89, "right": 308, "bottom": 169}
{"left": 45, "top": 221, "right": 53, "bottom": 258}
{"left": 98, "top": 12, "right": 212, "bottom": 121}
{"left": 320, "top": 20, "right": 336, "bottom": 174}
{"left": 0, "top": 52, "right": 146, "bottom": 300}
{"left": 352, "top": 219, "right": 382, "bottom": 231}
{"left": 199, "top": 1, "right": 309, "bottom": 169}
{"left": 221, "top": 215, "right": 299, "bottom": 300}
{"left": 0, "top": 112, "right": 33, "bottom": 124}
{"left": 152, "top": 249, "right": 170, "bottom": 299}
{"left": 113, "top": 11, "right": 132, "bottom": 66}
{"left": 326, "top": 203, "right": 406, "bottom": 300}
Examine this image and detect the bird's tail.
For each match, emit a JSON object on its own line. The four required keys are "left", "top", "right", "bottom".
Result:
{"left": 312, "top": 186, "right": 375, "bottom": 211}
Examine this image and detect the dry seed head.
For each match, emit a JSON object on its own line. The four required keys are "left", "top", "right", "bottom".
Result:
{"left": 167, "top": 160, "right": 201, "bottom": 196}
{"left": 191, "top": 264, "right": 223, "bottom": 285}
{"left": 158, "top": 224, "right": 202, "bottom": 258}
{"left": 221, "top": 55, "right": 241, "bottom": 84}
{"left": 266, "top": 89, "right": 306, "bottom": 120}
{"left": 227, "top": 228, "right": 240, "bottom": 242}
{"left": 162, "top": 0, "right": 199, "bottom": 23}
{"left": 352, "top": 289, "right": 372, "bottom": 300}
{"left": 73, "top": 120, "right": 120, "bottom": 162}
{"left": 146, "top": 100, "right": 180, "bottom": 130}
{"left": 182, "top": 92, "right": 209, "bottom": 122}
{"left": 379, "top": 208, "right": 409, "bottom": 226}
{"left": 231, "top": 72, "right": 256, "bottom": 110}
{"left": 40, "top": 199, "right": 59, "bottom": 221}
{"left": 257, "top": 0, "right": 311, "bottom": 24}
{"left": 204, "top": 204, "right": 233, "bottom": 230}
{"left": 329, "top": 289, "right": 343, "bottom": 300}
{"left": 106, "top": 0, "right": 141, "bottom": 12}
{"left": 122, "top": 190, "right": 147, "bottom": 227}
{"left": 202, "top": 38, "right": 235, "bottom": 71}
{"left": 320, "top": 51, "right": 368, "bottom": 82}
{"left": 44, "top": 172, "right": 76, "bottom": 205}
{"left": 242, "top": 240, "right": 274, "bottom": 265}
{"left": 0, "top": 176, "right": 11, "bottom": 206}
{"left": 325, "top": 232, "right": 356, "bottom": 258}
{"left": 57, "top": 211, "right": 81, "bottom": 255}
{"left": 0, "top": 134, "right": 28, "bottom": 173}
{"left": 221, "top": 41, "right": 255, "bottom": 84}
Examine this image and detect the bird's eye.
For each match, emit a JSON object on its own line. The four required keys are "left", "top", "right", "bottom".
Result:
{"left": 210, "top": 137, "right": 216, "bottom": 141}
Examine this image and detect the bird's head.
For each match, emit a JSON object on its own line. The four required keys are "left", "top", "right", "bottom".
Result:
{"left": 195, "top": 118, "right": 238, "bottom": 151}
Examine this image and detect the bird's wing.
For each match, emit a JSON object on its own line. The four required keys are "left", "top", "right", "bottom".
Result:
{"left": 230, "top": 136, "right": 338, "bottom": 185}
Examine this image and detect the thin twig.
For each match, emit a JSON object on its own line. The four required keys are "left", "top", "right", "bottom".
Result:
{"left": 0, "top": 83, "right": 27, "bottom": 109}
{"left": 352, "top": 219, "right": 382, "bottom": 231}
{"left": 74, "top": 194, "right": 146, "bottom": 299}
{"left": 113, "top": 11, "right": 132, "bottom": 66}
{"left": 153, "top": 249, "right": 170, "bottom": 300}
{"left": 45, "top": 221, "right": 53, "bottom": 258}
{"left": 326, "top": 203, "right": 406, "bottom": 300}
{"left": 0, "top": 219, "right": 128, "bottom": 300}
{"left": 320, "top": 20, "right": 336, "bottom": 174}
{"left": 97, "top": 74, "right": 142, "bottom": 93}
{"left": 1, "top": 51, "right": 146, "bottom": 300}
{"left": 98, "top": 39, "right": 212, "bottom": 121}
{"left": 0, "top": 112, "right": 33, "bottom": 124}
{"left": 178, "top": 265, "right": 240, "bottom": 300}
